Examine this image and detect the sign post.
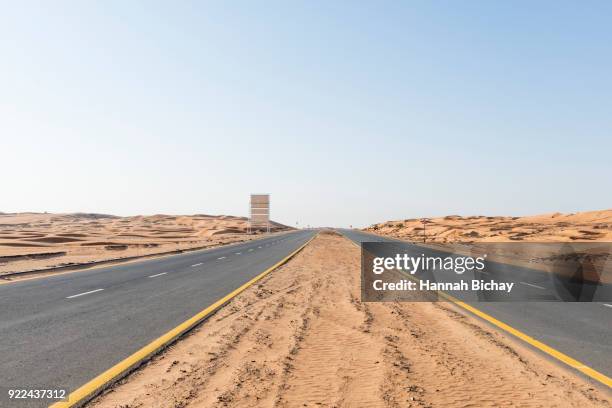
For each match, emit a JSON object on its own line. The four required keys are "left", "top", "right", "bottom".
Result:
{"left": 249, "top": 194, "right": 270, "bottom": 234}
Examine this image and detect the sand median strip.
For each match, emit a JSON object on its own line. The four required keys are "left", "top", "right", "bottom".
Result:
{"left": 88, "top": 232, "right": 610, "bottom": 408}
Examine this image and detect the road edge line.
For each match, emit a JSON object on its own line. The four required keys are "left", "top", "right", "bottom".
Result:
{"left": 50, "top": 232, "right": 317, "bottom": 408}
{"left": 343, "top": 232, "right": 612, "bottom": 389}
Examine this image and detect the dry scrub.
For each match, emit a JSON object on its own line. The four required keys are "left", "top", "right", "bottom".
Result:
{"left": 89, "top": 233, "right": 610, "bottom": 408}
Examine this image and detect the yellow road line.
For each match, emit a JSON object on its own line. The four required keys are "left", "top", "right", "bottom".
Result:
{"left": 451, "top": 298, "right": 612, "bottom": 387}
{"left": 50, "top": 233, "right": 316, "bottom": 408}
{"left": 347, "top": 234, "right": 612, "bottom": 388}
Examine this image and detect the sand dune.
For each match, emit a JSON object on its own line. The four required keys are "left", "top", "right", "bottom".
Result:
{"left": 0, "top": 213, "right": 291, "bottom": 277}
{"left": 365, "top": 209, "right": 612, "bottom": 243}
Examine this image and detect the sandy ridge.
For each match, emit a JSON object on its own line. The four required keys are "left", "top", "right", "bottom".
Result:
{"left": 365, "top": 209, "right": 612, "bottom": 243}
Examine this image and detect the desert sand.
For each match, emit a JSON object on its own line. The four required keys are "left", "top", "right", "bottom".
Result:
{"left": 89, "top": 232, "right": 609, "bottom": 408}
{"left": 0, "top": 213, "right": 290, "bottom": 277}
{"left": 364, "top": 209, "right": 612, "bottom": 284}
{"left": 365, "top": 209, "right": 612, "bottom": 243}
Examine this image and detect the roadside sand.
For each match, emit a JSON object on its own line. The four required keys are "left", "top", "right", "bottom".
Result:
{"left": 0, "top": 213, "right": 290, "bottom": 276}
{"left": 365, "top": 209, "right": 612, "bottom": 243}
{"left": 89, "top": 232, "right": 609, "bottom": 408}
{"left": 364, "top": 209, "right": 612, "bottom": 284}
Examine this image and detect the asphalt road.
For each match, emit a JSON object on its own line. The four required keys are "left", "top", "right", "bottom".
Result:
{"left": 0, "top": 230, "right": 315, "bottom": 407}
{"left": 339, "top": 229, "right": 612, "bottom": 384}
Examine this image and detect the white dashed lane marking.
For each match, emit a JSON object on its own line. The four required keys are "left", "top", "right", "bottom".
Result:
{"left": 520, "top": 282, "right": 546, "bottom": 290}
{"left": 66, "top": 289, "right": 104, "bottom": 299}
{"left": 191, "top": 263, "right": 203, "bottom": 267}
{"left": 148, "top": 272, "right": 167, "bottom": 278}
{"left": 217, "top": 256, "right": 226, "bottom": 260}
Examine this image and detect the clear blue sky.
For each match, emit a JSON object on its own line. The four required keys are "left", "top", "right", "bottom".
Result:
{"left": 2, "top": 1, "right": 611, "bottom": 227}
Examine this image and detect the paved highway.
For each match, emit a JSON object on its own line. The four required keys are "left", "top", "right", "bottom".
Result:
{"left": 339, "top": 229, "right": 612, "bottom": 386}
{"left": 0, "top": 230, "right": 315, "bottom": 407}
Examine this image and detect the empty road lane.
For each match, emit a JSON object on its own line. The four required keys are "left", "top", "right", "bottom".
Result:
{"left": 0, "top": 230, "right": 316, "bottom": 407}
{"left": 339, "top": 228, "right": 612, "bottom": 387}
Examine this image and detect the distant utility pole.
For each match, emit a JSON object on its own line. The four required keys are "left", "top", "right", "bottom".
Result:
{"left": 420, "top": 218, "right": 430, "bottom": 243}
